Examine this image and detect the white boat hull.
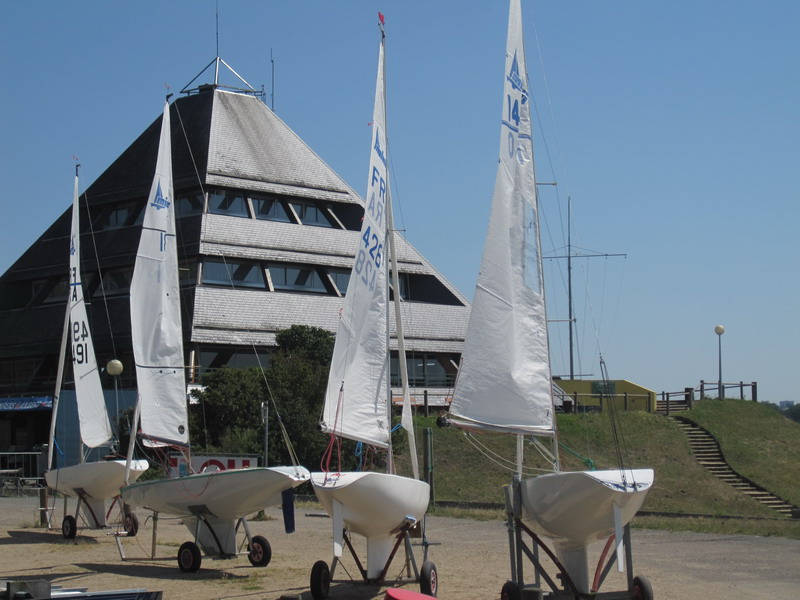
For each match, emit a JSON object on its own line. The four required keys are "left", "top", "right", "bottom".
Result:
{"left": 45, "top": 460, "right": 149, "bottom": 500}
{"left": 120, "top": 466, "right": 310, "bottom": 520}
{"left": 311, "top": 471, "right": 429, "bottom": 578}
{"left": 519, "top": 468, "right": 654, "bottom": 593}
{"left": 45, "top": 459, "right": 149, "bottom": 528}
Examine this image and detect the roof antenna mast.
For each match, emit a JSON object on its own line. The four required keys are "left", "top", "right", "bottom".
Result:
{"left": 271, "top": 48, "right": 275, "bottom": 111}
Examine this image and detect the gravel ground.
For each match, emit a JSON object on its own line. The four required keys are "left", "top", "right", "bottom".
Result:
{"left": 2, "top": 495, "right": 799, "bottom": 599}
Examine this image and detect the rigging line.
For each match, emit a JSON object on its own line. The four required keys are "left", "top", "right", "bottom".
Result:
{"left": 82, "top": 188, "right": 118, "bottom": 361}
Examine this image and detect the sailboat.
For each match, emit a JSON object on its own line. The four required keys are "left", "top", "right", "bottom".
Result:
{"left": 448, "top": 2, "right": 655, "bottom": 599}
{"left": 309, "top": 15, "right": 437, "bottom": 600}
{"left": 44, "top": 166, "right": 149, "bottom": 539}
{"left": 118, "top": 99, "right": 310, "bottom": 573}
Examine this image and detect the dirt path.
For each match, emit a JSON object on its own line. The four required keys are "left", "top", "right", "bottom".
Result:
{"left": 2, "top": 496, "right": 798, "bottom": 599}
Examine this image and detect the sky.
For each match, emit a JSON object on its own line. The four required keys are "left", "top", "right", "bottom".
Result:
{"left": 1, "top": 1, "right": 798, "bottom": 404}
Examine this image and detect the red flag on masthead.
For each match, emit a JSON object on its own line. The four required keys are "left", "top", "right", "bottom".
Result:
{"left": 378, "top": 12, "right": 385, "bottom": 25}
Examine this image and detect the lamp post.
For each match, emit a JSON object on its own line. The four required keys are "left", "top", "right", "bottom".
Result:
{"left": 714, "top": 325, "right": 725, "bottom": 400}
{"left": 106, "top": 359, "right": 124, "bottom": 440}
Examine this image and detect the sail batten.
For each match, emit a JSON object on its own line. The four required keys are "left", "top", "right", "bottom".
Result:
{"left": 130, "top": 101, "right": 189, "bottom": 448}
{"left": 450, "top": 0, "right": 555, "bottom": 437}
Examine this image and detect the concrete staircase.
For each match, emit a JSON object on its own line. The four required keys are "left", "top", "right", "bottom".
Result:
{"left": 671, "top": 415, "right": 798, "bottom": 518}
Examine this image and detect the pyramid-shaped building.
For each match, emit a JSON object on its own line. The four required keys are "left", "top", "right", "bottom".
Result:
{"left": 0, "top": 75, "right": 469, "bottom": 451}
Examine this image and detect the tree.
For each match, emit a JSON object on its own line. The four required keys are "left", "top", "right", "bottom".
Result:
{"left": 189, "top": 367, "right": 266, "bottom": 455}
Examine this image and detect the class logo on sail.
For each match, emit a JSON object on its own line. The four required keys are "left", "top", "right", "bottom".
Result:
{"left": 151, "top": 181, "right": 171, "bottom": 211}
{"left": 373, "top": 126, "right": 387, "bottom": 167}
{"left": 507, "top": 51, "right": 528, "bottom": 101}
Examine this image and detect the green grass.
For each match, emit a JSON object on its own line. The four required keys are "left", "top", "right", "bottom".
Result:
{"left": 392, "top": 400, "right": 800, "bottom": 536}
{"left": 682, "top": 399, "right": 799, "bottom": 506}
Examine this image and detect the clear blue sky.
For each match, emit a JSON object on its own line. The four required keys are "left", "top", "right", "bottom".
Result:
{"left": 2, "top": 1, "right": 798, "bottom": 404}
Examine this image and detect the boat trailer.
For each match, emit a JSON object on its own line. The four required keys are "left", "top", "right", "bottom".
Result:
{"left": 113, "top": 505, "right": 271, "bottom": 573}
{"left": 309, "top": 518, "right": 438, "bottom": 599}
{"left": 501, "top": 481, "right": 654, "bottom": 600}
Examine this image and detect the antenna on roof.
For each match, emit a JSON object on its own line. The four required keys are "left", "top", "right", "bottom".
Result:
{"left": 271, "top": 48, "right": 275, "bottom": 111}
{"left": 215, "top": 0, "right": 220, "bottom": 58}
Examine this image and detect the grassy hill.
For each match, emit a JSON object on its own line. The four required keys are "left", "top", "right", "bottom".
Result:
{"left": 392, "top": 399, "right": 800, "bottom": 536}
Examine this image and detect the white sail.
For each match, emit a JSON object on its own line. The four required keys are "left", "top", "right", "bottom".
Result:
{"left": 130, "top": 101, "right": 189, "bottom": 447}
{"left": 49, "top": 171, "right": 113, "bottom": 454}
{"left": 68, "top": 173, "right": 114, "bottom": 448}
{"left": 320, "top": 40, "right": 391, "bottom": 449}
{"left": 449, "top": 0, "right": 554, "bottom": 436}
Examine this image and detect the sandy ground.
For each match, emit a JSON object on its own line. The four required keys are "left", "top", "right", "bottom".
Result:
{"left": 2, "top": 495, "right": 799, "bottom": 599}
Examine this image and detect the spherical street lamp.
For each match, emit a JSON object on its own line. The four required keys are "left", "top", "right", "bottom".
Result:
{"left": 714, "top": 326, "right": 725, "bottom": 400}
{"left": 106, "top": 359, "right": 124, "bottom": 377}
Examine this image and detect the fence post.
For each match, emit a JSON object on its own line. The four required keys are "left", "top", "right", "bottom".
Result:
{"left": 424, "top": 390, "right": 429, "bottom": 417}
{"left": 423, "top": 427, "right": 434, "bottom": 504}
{"left": 685, "top": 387, "right": 694, "bottom": 410}
{"left": 624, "top": 392, "right": 629, "bottom": 411}
{"left": 663, "top": 391, "right": 669, "bottom": 416}
{"left": 700, "top": 380, "right": 705, "bottom": 399}
{"left": 573, "top": 391, "right": 579, "bottom": 412}
{"left": 752, "top": 382, "right": 758, "bottom": 402}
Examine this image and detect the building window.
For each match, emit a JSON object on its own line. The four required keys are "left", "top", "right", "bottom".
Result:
{"left": 291, "top": 201, "right": 334, "bottom": 228}
{"left": 42, "top": 278, "right": 69, "bottom": 304}
{"left": 95, "top": 270, "right": 133, "bottom": 297}
{"left": 208, "top": 189, "right": 249, "bottom": 218}
{"left": 391, "top": 353, "right": 454, "bottom": 388}
{"left": 177, "top": 192, "right": 204, "bottom": 217}
{"left": 253, "top": 195, "right": 292, "bottom": 223}
{"left": 179, "top": 262, "right": 198, "bottom": 287}
{"left": 101, "top": 202, "right": 144, "bottom": 230}
{"left": 328, "top": 269, "right": 351, "bottom": 296}
{"left": 268, "top": 264, "right": 327, "bottom": 293}
{"left": 202, "top": 259, "right": 265, "bottom": 289}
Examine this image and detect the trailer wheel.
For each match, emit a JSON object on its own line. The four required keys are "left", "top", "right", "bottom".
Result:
{"left": 178, "top": 541, "right": 202, "bottom": 573}
{"left": 124, "top": 512, "right": 139, "bottom": 537}
{"left": 62, "top": 515, "right": 77, "bottom": 539}
{"left": 247, "top": 535, "right": 272, "bottom": 567}
{"left": 633, "top": 575, "right": 654, "bottom": 600}
{"left": 310, "top": 560, "right": 331, "bottom": 599}
{"left": 501, "top": 580, "right": 521, "bottom": 600}
{"left": 420, "top": 560, "right": 438, "bottom": 596}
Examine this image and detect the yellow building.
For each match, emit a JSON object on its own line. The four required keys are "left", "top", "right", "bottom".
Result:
{"left": 555, "top": 380, "right": 655, "bottom": 413}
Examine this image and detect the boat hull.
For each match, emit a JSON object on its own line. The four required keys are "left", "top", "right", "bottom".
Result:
{"left": 519, "top": 468, "right": 654, "bottom": 593}
{"left": 120, "top": 466, "right": 310, "bottom": 521}
{"left": 519, "top": 468, "right": 653, "bottom": 546}
{"left": 312, "top": 471, "right": 429, "bottom": 539}
{"left": 45, "top": 460, "right": 149, "bottom": 500}
{"left": 312, "top": 471, "right": 429, "bottom": 579}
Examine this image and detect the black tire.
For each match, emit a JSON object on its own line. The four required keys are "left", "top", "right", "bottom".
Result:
{"left": 62, "top": 515, "right": 77, "bottom": 539}
{"left": 310, "top": 560, "right": 331, "bottom": 600}
{"left": 420, "top": 560, "right": 438, "bottom": 596}
{"left": 633, "top": 575, "right": 654, "bottom": 600}
{"left": 500, "top": 580, "right": 522, "bottom": 600}
{"left": 124, "top": 512, "right": 139, "bottom": 537}
{"left": 247, "top": 535, "right": 272, "bottom": 567}
{"left": 178, "top": 541, "right": 202, "bottom": 573}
